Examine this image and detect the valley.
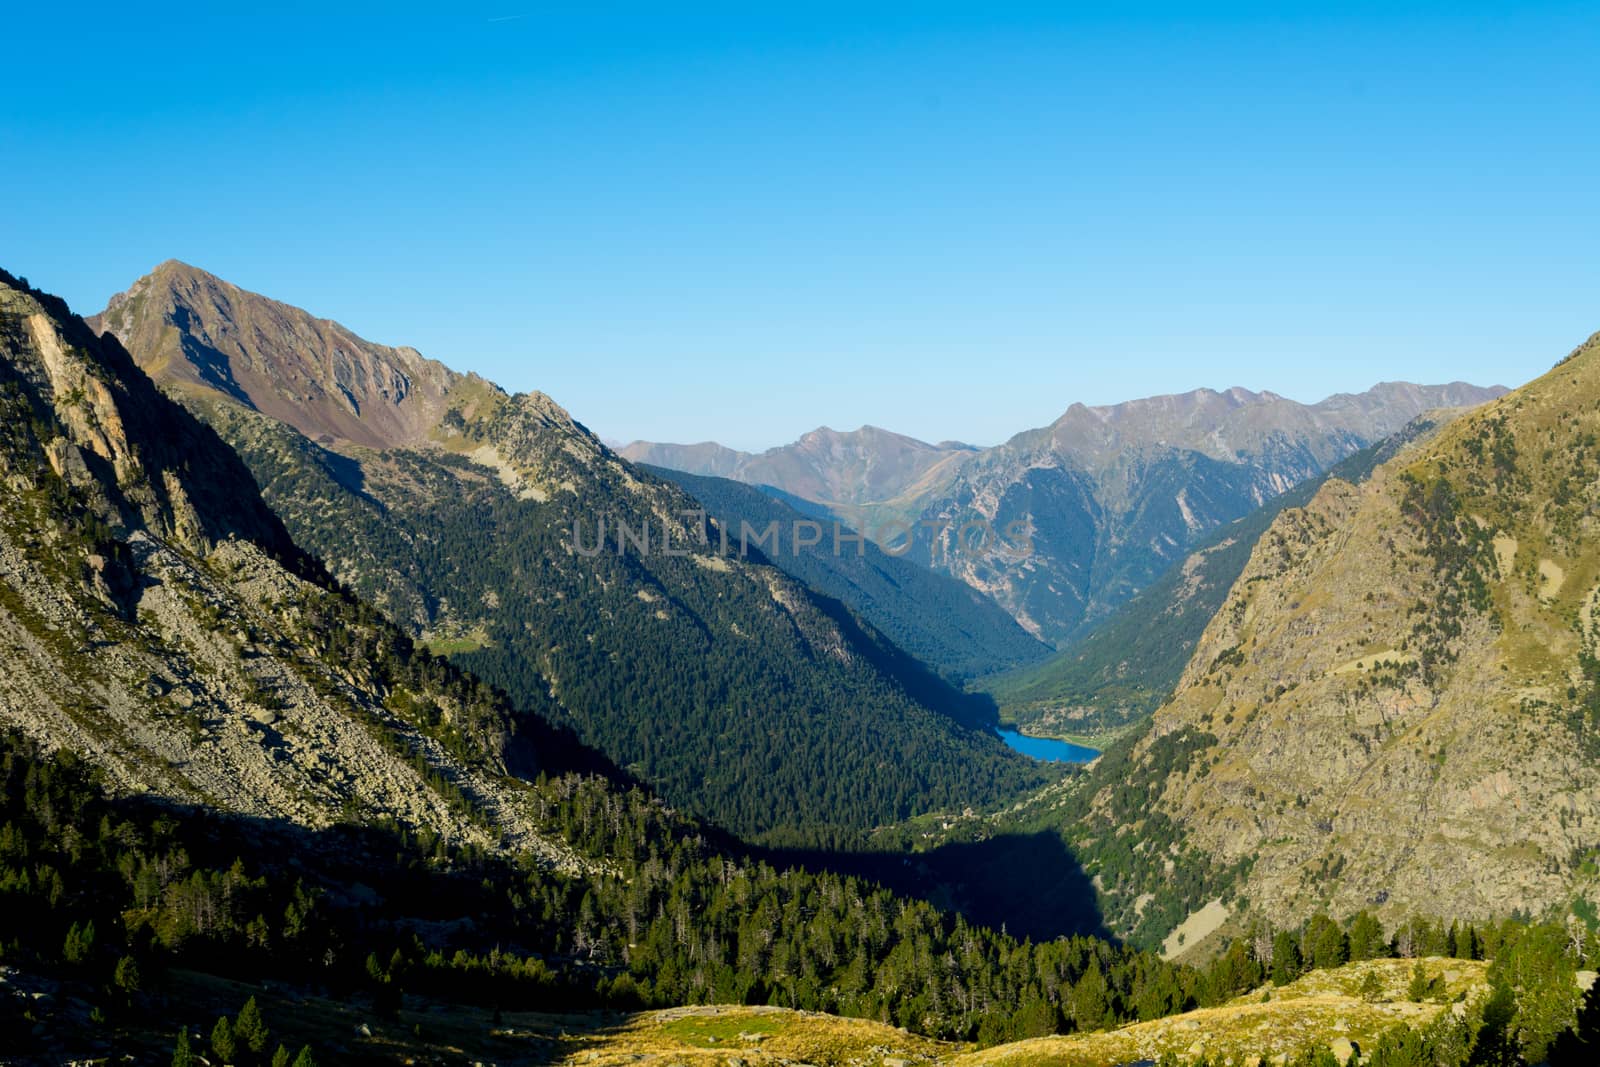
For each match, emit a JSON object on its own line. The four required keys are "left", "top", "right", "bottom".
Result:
{"left": 8, "top": 6, "right": 1600, "bottom": 1063}
{"left": 0, "top": 263, "right": 1593, "bottom": 1067}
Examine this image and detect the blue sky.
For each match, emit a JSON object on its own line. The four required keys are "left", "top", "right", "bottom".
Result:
{"left": 3, "top": 3, "right": 1597, "bottom": 450}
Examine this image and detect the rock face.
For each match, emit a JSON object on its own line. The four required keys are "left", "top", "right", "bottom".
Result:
{"left": 625, "top": 384, "right": 1507, "bottom": 644}
{"left": 983, "top": 415, "right": 1466, "bottom": 736}
{"left": 1097, "top": 330, "right": 1600, "bottom": 931}
{"left": 0, "top": 269, "right": 580, "bottom": 864}
{"left": 90, "top": 260, "right": 459, "bottom": 450}
{"left": 93, "top": 263, "right": 1049, "bottom": 837}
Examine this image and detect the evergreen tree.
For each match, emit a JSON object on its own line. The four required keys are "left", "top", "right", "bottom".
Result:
{"left": 1271, "top": 931, "right": 1303, "bottom": 986}
{"left": 62, "top": 919, "right": 95, "bottom": 964}
{"left": 235, "top": 996, "right": 269, "bottom": 1055}
{"left": 171, "top": 1030, "right": 194, "bottom": 1067}
{"left": 1470, "top": 980, "right": 1519, "bottom": 1067}
{"left": 1406, "top": 962, "right": 1434, "bottom": 1002}
{"left": 211, "top": 1016, "right": 237, "bottom": 1065}
{"left": 1348, "top": 911, "right": 1387, "bottom": 961}
{"left": 1303, "top": 914, "right": 1348, "bottom": 970}
{"left": 291, "top": 1047, "right": 317, "bottom": 1067}
{"left": 1069, "top": 965, "right": 1111, "bottom": 1032}
{"left": 1367, "top": 1025, "right": 1429, "bottom": 1067}
{"left": 1548, "top": 981, "right": 1600, "bottom": 1065}
{"left": 271, "top": 1046, "right": 292, "bottom": 1067}
{"left": 113, "top": 955, "right": 141, "bottom": 1008}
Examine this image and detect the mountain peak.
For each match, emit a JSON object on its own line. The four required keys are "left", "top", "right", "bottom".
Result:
{"left": 93, "top": 264, "right": 459, "bottom": 451}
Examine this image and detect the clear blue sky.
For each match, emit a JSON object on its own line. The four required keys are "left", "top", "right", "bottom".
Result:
{"left": 4, "top": 3, "right": 1597, "bottom": 450}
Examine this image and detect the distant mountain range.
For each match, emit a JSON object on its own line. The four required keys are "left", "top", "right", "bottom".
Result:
{"left": 91, "top": 260, "right": 1050, "bottom": 838}
{"left": 624, "top": 381, "right": 1507, "bottom": 644}
{"left": 978, "top": 412, "right": 1469, "bottom": 739}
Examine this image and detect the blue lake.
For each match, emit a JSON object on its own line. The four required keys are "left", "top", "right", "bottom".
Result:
{"left": 996, "top": 727, "right": 1100, "bottom": 764}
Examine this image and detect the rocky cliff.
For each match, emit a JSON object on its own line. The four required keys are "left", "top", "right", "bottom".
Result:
{"left": 0, "top": 268, "right": 589, "bottom": 865}
{"left": 1088, "top": 330, "right": 1600, "bottom": 937}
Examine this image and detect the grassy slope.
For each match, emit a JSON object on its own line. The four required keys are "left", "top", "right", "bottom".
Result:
{"left": 59, "top": 958, "right": 1486, "bottom": 1066}
{"left": 573, "top": 958, "right": 1486, "bottom": 1067}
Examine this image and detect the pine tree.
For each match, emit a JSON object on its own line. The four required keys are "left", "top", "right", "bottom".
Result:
{"left": 235, "top": 996, "right": 269, "bottom": 1054}
{"left": 1367, "top": 1024, "right": 1428, "bottom": 1067}
{"left": 1270, "top": 931, "right": 1302, "bottom": 986}
{"left": 1472, "top": 979, "right": 1519, "bottom": 1067}
{"left": 62, "top": 919, "right": 95, "bottom": 964}
{"left": 171, "top": 1030, "right": 195, "bottom": 1067}
{"left": 1549, "top": 981, "right": 1600, "bottom": 1065}
{"left": 1303, "top": 914, "right": 1348, "bottom": 970}
{"left": 211, "top": 1016, "right": 237, "bottom": 1065}
{"left": 1347, "top": 911, "right": 1387, "bottom": 961}
{"left": 270, "top": 1046, "right": 291, "bottom": 1067}
{"left": 1069, "top": 965, "right": 1111, "bottom": 1031}
{"left": 291, "top": 1047, "right": 317, "bottom": 1067}
{"left": 1406, "top": 962, "right": 1433, "bottom": 1002}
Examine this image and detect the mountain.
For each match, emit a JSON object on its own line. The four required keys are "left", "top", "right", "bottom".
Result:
{"left": 0, "top": 267, "right": 1156, "bottom": 1058}
{"left": 93, "top": 259, "right": 460, "bottom": 450}
{"left": 1067, "top": 328, "right": 1600, "bottom": 944}
{"left": 627, "top": 382, "right": 1507, "bottom": 644}
{"left": 640, "top": 465, "right": 1050, "bottom": 681}
{"left": 0, "top": 267, "right": 598, "bottom": 850}
{"left": 621, "top": 426, "right": 977, "bottom": 513}
{"left": 4, "top": 267, "right": 1589, "bottom": 1067}
{"left": 981, "top": 413, "right": 1467, "bottom": 739}
{"left": 93, "top": 261, "right": 1050, "bottom": 838}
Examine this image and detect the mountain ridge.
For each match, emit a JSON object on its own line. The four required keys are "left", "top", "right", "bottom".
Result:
{"left": 623, "top": 380, "right": 1507, "bottom": 643}
{"left": 89, "top": 259, "right": 464, "bottom": 450}
{"left": 91, "top": 261, "right": 1053, "bottom": 837}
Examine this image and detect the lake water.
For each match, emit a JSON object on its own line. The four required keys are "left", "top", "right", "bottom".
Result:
{"left": 996, "top": 727, "right": 1100, "bottom": 764}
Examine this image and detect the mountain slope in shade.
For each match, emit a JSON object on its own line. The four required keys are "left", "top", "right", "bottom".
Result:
{"left": 642, "top": 465, "right": 1051, "bottom": 681}
{"left": 981, "top": 412, "right": 1470, "bottom": 738}
{"left": 628, "top": 382, "right": 1507, "bottom": 644}
{"left": 0, "top": 267, "right": 618, "bottom": 860}
{"left": 1074, "top": 329, "right": 1600, "bottom": 939}
{"left": 95, "top": 262, "right": 1053, "bottom": 838}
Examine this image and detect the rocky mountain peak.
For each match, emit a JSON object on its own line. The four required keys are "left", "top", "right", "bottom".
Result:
{"left": 92, "top": 261, "right": 458, "bottom": 450}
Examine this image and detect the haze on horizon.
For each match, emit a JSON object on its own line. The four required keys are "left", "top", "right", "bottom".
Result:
{"left": 3, "top": 2, "right": 1596, "bottom": 451}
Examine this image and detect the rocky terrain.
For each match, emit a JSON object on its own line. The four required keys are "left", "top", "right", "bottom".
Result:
{"left": 90, "top": 261, "right": 463, "bottom": 451}
{"left": 981, "top": 414, "right": 1467, "bottom": 740}
{"left": 92, "top": 262, "right": 1049, "bottom": 837}
{"left": 0, "top": 269, "right": 605, "bottom": 868}
{"left": 1086, "top": 329, "right": 1600, "bottom": 936}
{"left": 627, "top": 384, "right": 1505, "bottom": 645}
